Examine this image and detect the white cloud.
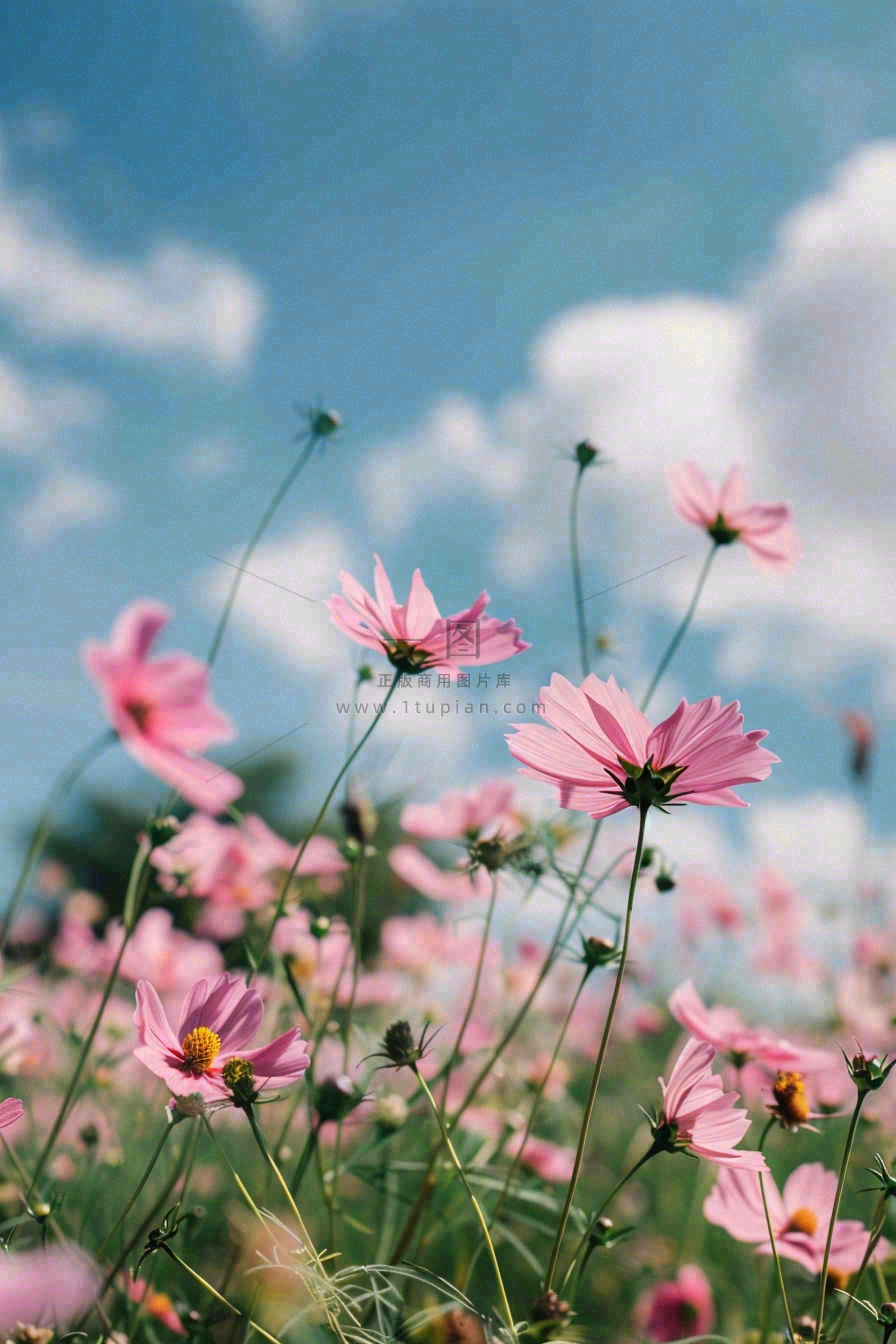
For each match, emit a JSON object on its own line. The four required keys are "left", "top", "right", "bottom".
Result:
{"left": 13, "top": 468, "right": 119, "bottom": 544}
{"left": 9, "top": 104, "right": 77, "bottom": 154}
{"left": 181, "top": 436, "right": 239, "bottom": 480}
{"left": 360, "top": 142, "right": 896, "bottom": 701}
{"left": 226, "top": 0, "right": 403, "bottom": 49}
{"left": 0, "top": 133, "right": 264, "bottom": 373}
{"left": 0, "top": 356, "right": 104, "bottom": 456}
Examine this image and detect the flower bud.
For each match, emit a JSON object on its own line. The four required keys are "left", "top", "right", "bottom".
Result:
{"left": 574, "top": 440, "right": 600, "bottom": 469}
{"left": 315, "top": 1074, "right": 365, "bottom": 1125}
{"left": 310, "top": 914, "right": 331, "bottom": 939}
{"left": 222, "top": 1057, "right": 258, "bottom": 1106}
{"left": 374, "top": 1092, "right": 409, "bottom": 1132}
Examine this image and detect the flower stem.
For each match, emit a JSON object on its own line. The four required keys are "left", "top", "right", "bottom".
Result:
{"left": 439, "top": 872, "right": 500, "bottom": 1117}
{"left": 1, "top": 728, "right": 115, "bottom": 953}
{"left": 206, "top": 434, "right": 320, "bottom": 668}
{"left": 640, "top": 543, "right": 718, "bottom": 712}
{"left": 828, "top": 1191, "right": 888, "bottom": 1344}
{"left": 29, "top": 838, "right": 152, "bottom": 1196}
{"left": 250, "top": 676, "right": 399, "bottom": 980}
{"left": 491, "top": 969, "right": 590, "bottom": 1230}
{"left": 562, "top": 1140, "right": 661, "bottom": 1293}
{"left": 414, "top": 1066, "right": 518, "bottom": 1341}
{"left": 162, "top": 1245, "right": 281, "bottom": 1344}
{"left": 759, "top": 1169, "right": 795, "bottom": 1344}
{"left": 95, "top": 1123, "right": 172, "bottom": 1259}
{"left": 543, "top": 805, "right": 648, "bottom": 1290}
{"left": 570, "top": 465, "right": 591, "bottom": 679}
{"left": 814, "top": 1093, "right": 867, "bottom": 1344}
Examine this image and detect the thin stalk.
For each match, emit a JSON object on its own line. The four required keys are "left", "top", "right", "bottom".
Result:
{"left": 162, "top": 1246, "right": 281, "bottom": 1344}
{"left": 414, "top": 1067, "right": 518, "bottom": 1341}
{"left": 95, "top": 1124, "right": 172, "bottom": 1258}
{"left": 562, "top": 1140, "right": 660, "bottom": 1293}
{"left": 29, "top": 840, "right": 151, "bottom": 1194}
{"left": 289, "top": 1125, "right": 320, "bottom": 1197}
{"left": 250, "top": 676, "right": 398, "bottom": 979}
{"left": 439, "top": 873, "right": 500, "bottom": 1117}
{"left": 640, "top": 543, "right": 718, "bottom": 712}
{"left": 759, "top": 1170, "right": 795, "bottom": 1343}
{"left": 814, "top": 1093, "right": 867, "bottom": 1344}
{"left": 1, "top": 728, "right": 115, "bottom": 951}
{"left": 491, "top": 969, "right": 590, "bottom": 1230}
{"left": 569, "top": 466, "right": 590, "bottom": 679}
{"left": 544, "top": 805, "right": 648, "bottom": 1290}
{"left": 829, "top": 1191, "right": 888, "bottom": 1344}
{"left": 206, "top": 434, "right": 320, "bottom": 667}
{"left": 757, "top": 1259, "right": 777, "bottom": 1344}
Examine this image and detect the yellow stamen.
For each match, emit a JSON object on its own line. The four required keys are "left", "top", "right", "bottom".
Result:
{"left": 181, "top": 1026, "right": 221, "bottom": 1073}
{"left": 772, "top": 1070, "right": 811, "bottom": 1126}
{"left": 787, "top": 1206, "right": 818, "bottom": 1236}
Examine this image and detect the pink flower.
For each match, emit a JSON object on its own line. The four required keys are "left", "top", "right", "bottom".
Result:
{"left": 124, "top": 1273, "right": 186, "bottom": 1333}
{"left": 82, "top": 600, "right": 242, "bottom": 814}
{"left": 400, "top": 780, "right": 518, "bottom": 840}
{"left": 507, "top": 674, "right": 778, "bottom": 819}
{"left": 326, "top": 555, "right": 530, "bottom": 671}
{"left": 635, "top": 1265, "right": 715, "bottom": 1342}
{"left": 0, "top": 1097, "right": 23, "bottom": 1130}
{"left": 503, "top": 1133, "right": 576, "bottom": 1183}
{"left": 704, "top": 1162, "right": 887, "bottom": 1276}
{"left": 667, "top": 462, "right": 800, "bottom": 571}
{"left": 669, "top": 980, "right": 800, "bottom": 1069}
{"left": 389, "top": 844, "right": 493, "bottom": 902}
{"left": 134, "top": 972, "right": 310, "bottom": 1101}
{"left": 657, "top": 1037, "right": 767, "bottom": 1170}
{"left": 0, "top": 1244, "right": 101, "bottom": 1332}
{"left": 677, "top": 871, "right": 745, "bottom": 942}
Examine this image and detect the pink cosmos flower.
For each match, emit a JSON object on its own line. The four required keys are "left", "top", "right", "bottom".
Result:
{"left": 389, "top": 844, "right": 493, "bottom": 902}
{"left": 635, "top": 1265, "right": 715, "bottom": 1342}
{"left": 669, "top": 980, "right": 804, "bottom": 1070}
{"left": 507, "top": 674, "right": 778, "bottom": 819}
{"left": 0, "top": 1244, "right": 101, "bottom": 1332}
{"left": 503, "top": 1133, "right": 575, "bottom": 1183}
{"left": 124, "top": 1273, "right": 186, "bottom": 1333}
{"left": 82, "top": 599, "right": 242, "bottom": 814}
{"left": 0, "top": 1097, "right": 23, "bottom": 1130}
{"left": 150, "top": 812, "right": 346, "bottom": 936}
{"left": 657, "top": 1037, "right": 767, "bottom": 1170}
{"left": 134, "top": 972, "right": 310, "bottom": 1100}
{"left": 666, "top": 462, "right": 800, "bottom": 571}
{"left": 704, "top": 1162, "right": 887, "bottom": 1276}
{"left": 400, "top": 780, "right": 518, "bottom": 840}
{"left": 326, "top": 555, "right": 530, "bottom": 671}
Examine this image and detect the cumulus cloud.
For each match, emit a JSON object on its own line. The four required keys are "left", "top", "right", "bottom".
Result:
{"left": 0, "top": 356, "right": 104, "bottom": 457}
{"left": 13, "top": 469, "right": 119, "bottom": 544}
{"left": 0, "top": 130, "right": 264, "bottom": 373}
{"left": 360, "top": 141, "right": 896, "bottom": 700}
{"left": 227, "top": 0, "right": 403, "bottom": 48}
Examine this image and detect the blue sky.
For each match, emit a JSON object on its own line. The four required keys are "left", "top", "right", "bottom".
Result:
{"left": 3, "top": 0, "right": 896, "bottom": 907}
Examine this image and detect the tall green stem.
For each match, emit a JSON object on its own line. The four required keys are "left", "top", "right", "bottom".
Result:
{"left": 640, "top": 543, "right": 718, "bottom": 712}
{"left": 415, "top": 1067, "right": 518, "bottom": 1340}
{"left": 814, "top": 1093, "right": 867, "bottom": 1344}
{"left": 1, "top": 728, "right": 115, "bottom": 951}
{"left": 95, "top": 1124, "right": 172, "bottom": 1258}
{"left": 162, "top": 1246, "right": 281, "bottom": 1344}
{"left": 544, "top": 805, "right": 648, "bottom": 1290}
{"left": 439, "top": 873, "right": 499, "bottom": 1116}
{"left": 759, "top": 1170, "right": 795, "bottom": 1343}
{"left": 570, "top": 466, "right": 590, "bottom": 679}
{"left": 829, "top": 1191, "right": 888, "bottom": 1344}
{"left": 250, "top": 676, "right": 398, "bottom": 978}
{"left": 206, "top": 435, "right": 320, "bottom": 667}
{"left": 562, "top": 1140, "right": 661, "bottom": 1292}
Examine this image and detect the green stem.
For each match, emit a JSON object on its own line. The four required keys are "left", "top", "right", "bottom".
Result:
{"left": 544, "top": 805, "right": 648, "bottom": 1290}
{"left": 29, "top": 840, "right": 152, "bottom": 1195}
{"left": 163, "top": 1246, "right": 281, "bottom": 1344}
{"left": 289, "top": 1125, "right": 320, "bottom": 1197}
{"left": 95, "top": 1124, "right": 172, "bottom": 1258}
{"left": 570, "top": 466, "right": 590, "bottom": 679}
{"left": 492, "top": 969, "right": 589, "bottom": 1230}
{"left": 757, "top": 1258, "right": 777, "bottom": 1344}
{"left": 814, "top": 1093, "right": 867, "bottom": 1344}
{"left": 759, "top": 1169, "right": 795, "bottom": 1343}
{"left": 206, "top": 435, "right": 319, "bottom": 667}
{"left": 1, "top": 728, "right": 115, "bottom": 952}
{"left": 439, "top": 872, "right": 500, "bottom": 1117}
{"left": 640, "top": 543, "right": 718, "bottom": 712}
{"left": 250, "top": 676, "right": 398, "bottom": 979}
{"left": 828, "top": 1191, "right": 888, "bottom": 1344}
{"left": 562, "top": 1140, "right": 661, "bottom": 1292}
{"left": 414, "top": 1067, "right": 518, "bottom": 1341}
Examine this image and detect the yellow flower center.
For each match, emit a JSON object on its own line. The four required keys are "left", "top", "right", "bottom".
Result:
{"left": 787, "top": 1206, "right": 818, "bottom": 1236}
{"left": 772, "top": 1071, "right": 811, "bottom": 1126}
{"left": 180, "top": 1026, "right": 221, "bottom": 1073}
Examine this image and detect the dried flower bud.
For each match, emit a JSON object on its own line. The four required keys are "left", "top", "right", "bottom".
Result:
{"left": 374, "top": 1092, "right": 409, "bottom": 1131}
{"left": 315, "top": 1074, "right": 365, "bottom": 1125}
